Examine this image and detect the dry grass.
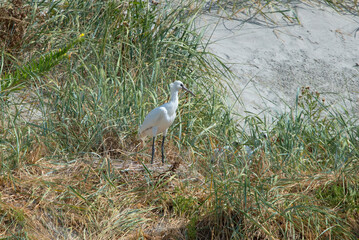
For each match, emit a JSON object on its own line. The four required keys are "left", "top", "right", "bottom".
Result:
{"left": 0, "top": 149, "right": 204, "bottom": 239}
{"left": 0, "top": 0, "right": 30, "bottom": 54}
{"left": 0, "top": 137, "right": 358, "bottom": 238}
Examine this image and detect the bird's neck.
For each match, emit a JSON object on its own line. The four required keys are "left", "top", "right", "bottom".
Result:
{"left": 169, "top": 89, "right": 179, "bottom": 107}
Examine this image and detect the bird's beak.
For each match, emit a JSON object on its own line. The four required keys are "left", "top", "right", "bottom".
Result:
{"left": 182, "top": 86, "right": 195, "bottom": 97}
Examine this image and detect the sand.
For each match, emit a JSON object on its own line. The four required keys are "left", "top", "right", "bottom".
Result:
{"left": 198, "top": 1, "right": 359, "bottom": 117}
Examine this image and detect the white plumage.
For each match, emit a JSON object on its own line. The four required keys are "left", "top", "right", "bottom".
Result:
{"left": 139, "top": 81, "right": 195, "bottom": 164}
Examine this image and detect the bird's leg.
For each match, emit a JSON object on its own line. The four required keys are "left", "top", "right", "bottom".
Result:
{"left": 161, "top": 135, "right": 166, "bottom": 164}
{"left": 150, "top": 127, "right": 158, "bottom": 164}
{"left": 151, "top": 136, "right": 155, "bottom": 164}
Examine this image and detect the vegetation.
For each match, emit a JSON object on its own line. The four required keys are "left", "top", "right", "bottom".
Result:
{"left": 0, "top": 0, "right": 358, "bottom": 239}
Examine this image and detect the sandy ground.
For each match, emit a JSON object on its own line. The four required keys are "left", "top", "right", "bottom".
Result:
{"left": 198, "top": 1, "right": 359, "bottom": 117}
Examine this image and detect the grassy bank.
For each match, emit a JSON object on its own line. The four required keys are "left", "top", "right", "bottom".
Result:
{"left": 0, "top": 0, "right": 358, "bottom": 239}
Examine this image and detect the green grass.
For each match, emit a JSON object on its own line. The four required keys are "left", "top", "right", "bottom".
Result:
{"left": 0, "top": 0, "right": 358, "bottom": 239}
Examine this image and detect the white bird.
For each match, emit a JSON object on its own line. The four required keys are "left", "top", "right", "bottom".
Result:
{"left": 139, "top": 81, "right": 195, "bottom": 164}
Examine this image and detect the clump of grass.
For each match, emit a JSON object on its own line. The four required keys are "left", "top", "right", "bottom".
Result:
{"left": 0, "top": 0, "right": 31, "bottom": 55}
{"left": 196, "top": 87, "right": 359, "bottom": 238}
{"left": 1, "top": 34, "right": 84, "bottom": 95}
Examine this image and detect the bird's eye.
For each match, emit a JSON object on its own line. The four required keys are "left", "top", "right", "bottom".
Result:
{"left": 180, "top": 84, "right": 183, "bottom": 87}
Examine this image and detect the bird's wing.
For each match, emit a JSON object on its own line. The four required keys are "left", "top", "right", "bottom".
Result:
{"left": 139, "top": 107, "right": 166, "bottom": 136}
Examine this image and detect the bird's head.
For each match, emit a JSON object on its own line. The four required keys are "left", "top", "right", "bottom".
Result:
{"left": 170, "top": 81, "right": 195, "bottom": 96}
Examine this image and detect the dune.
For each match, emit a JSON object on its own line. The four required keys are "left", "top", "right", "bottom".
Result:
{"left": 199, "top": 1, "right": 359, "bottom": 116}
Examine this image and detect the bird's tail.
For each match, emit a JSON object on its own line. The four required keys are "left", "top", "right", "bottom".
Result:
{"left": 138, "top": 126, "right": 144, "bottom": 139}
